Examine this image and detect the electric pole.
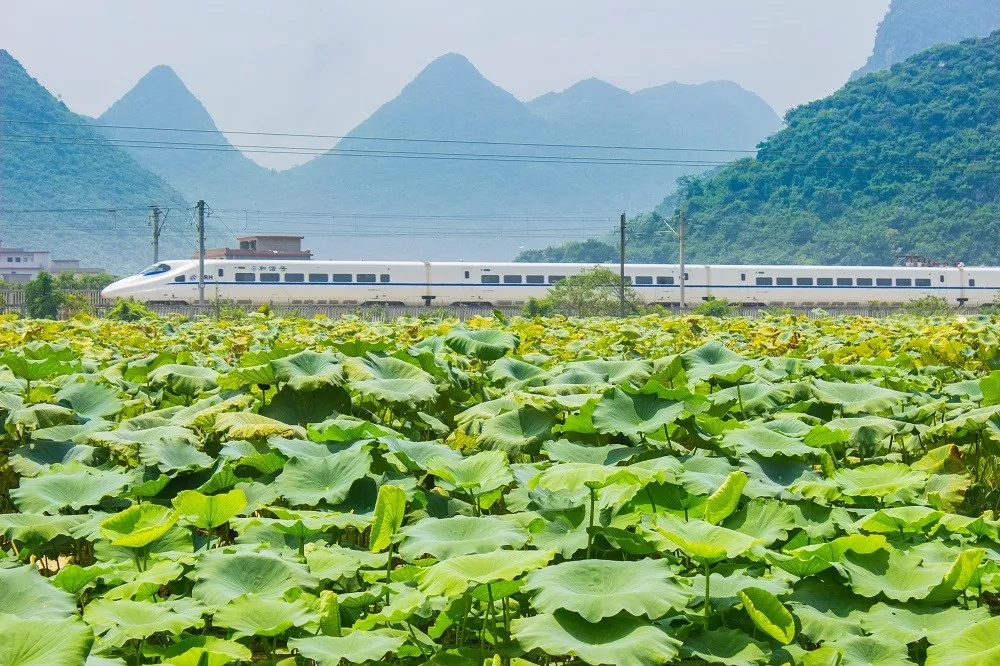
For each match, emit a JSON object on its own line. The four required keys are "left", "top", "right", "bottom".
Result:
{"left": 149, "top": 206, "right": 166, "bottom": 264}
{"left": 677, "top": 208, "right": 686, "bottom": 309}
{"left": 619, "top": 212, "right": 627, "bottom": 318}
{"left": 196, "top": 200, "right": 206, "bottom": 306}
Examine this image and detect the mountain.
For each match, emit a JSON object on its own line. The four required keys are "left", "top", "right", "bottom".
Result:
{"left": 852, "top": 0, "right": 1000, "bottom": 79}
{"left": 267, "top": 53, "right": 781, "bottom": 261}
{"left": 521, "top": 31, "right": 1000, "bottom": 267}
{"left": 0, "top": 50, "right": 198, "bottom": 275}
{"left": 97, "top": 65, "right": 275, "bottom": 208}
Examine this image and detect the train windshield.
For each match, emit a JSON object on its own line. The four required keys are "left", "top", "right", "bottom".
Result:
{"left": 139, "top": 263, "right": 172, "bottom": 276}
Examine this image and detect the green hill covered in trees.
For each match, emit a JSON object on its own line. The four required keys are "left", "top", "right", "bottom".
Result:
{"left": 521, "top": 31, "right": 1000, "bottom": 267}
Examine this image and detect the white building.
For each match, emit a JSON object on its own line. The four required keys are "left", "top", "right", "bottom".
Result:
{"left": 0, "top": 241, "right": 52, "bottom": 284}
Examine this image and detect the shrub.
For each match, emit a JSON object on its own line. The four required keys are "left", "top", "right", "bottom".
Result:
{"left": 691, "top": 298, "right": 736, "bottom": 318}
{"left": 61, "top": 292, "right": 94, "bottom": 319}
{"left": 522, "top": 297, "right": 554, "bottom": 317}
{"left": 544, "top": 267, "right": 642, "bottom": 317}
{"left": 24, "top": 271, "right": 63, "bottom": 319}
{"left": 107, "top": 298, "right": 158, "bottom": 322}
{"left": 898, "top": 295, "right": 952, "bottom": 316}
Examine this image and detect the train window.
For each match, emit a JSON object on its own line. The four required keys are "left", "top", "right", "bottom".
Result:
{"left": 464, "top": 270, "right": 470, "bottom": 279}
{"left": 635, "top": 276, "right": 653, "bottom": 285}
{"left": 970, "top": 279, "right": 976, "bottom": 287}
{"left": 796, "top": 277, "right": 813, "bottom": 286}
{"left": 481, "top": 275, "right": 500, "bottom": 284}
{"left": 174, "top": 276, "right": 185, "bottom": 283}
{"left": 140, "top": 263, "right": 172, "bottom": 276}
{"left": 741, "top": 273, "right": 746, "bottom": 281}
{"left": 837, "top": 278, "right": 853, "bottom": 286}
{"left": 857, "top": 278, "right": 873, "bottom": 286}
{"left": 357, "top": 274, "right": 376, "bottom": 283}
{"left": 331, "top": 274, "right": 351, "bottom": 283}
{"left": 817, "top": 278, "right": 834, "bottom": 286}
{"left": 503, "top": 275, "right": 523, "bottom": 284}
{"left": 217, "top": 269, "right": 224, "bottom": 277}
{"left": 526, "top": 275, "right": 545, "bottom": 284}
{"left": 284, "top": 273, "right": 304, "bottom": 283}
{"left": 380, "top": 274, "right": 390, "bottom": 283}
{"left": 684, "top": 272, "right": 689, "bottom": 280}
{"left": 876, "top": 278, "right": 892, "bottom": 287}
{"left": 234, "top": 273, "right": 255, "bottom": 282}
{"left": 657, "top": 276, "right": 675, "bottom": 285}
{"left": 776, "top": 277, "right": 793, "bottom": 286}
{"left": 756, "top": 277, "right": 773, "bottom": 286}
{"left": 896, "top": 278, "right": 912, "bottom": 287}
{"left": 260, "top": 273, "right": 280, "bottom": 283}
{"left": 548, "top": 275, "right": 565, "bottom": 283}
{"left": 309, "top": 274, "right": 331, "bottom": 283}
{"left": 939, "top": 275, "right": 945, "bottom": 283}
{"left": 915, "top": 278, "right": 931, "bottom": 287}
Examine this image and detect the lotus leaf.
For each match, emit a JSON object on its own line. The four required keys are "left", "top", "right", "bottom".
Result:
{"left": 0, "top": 614, "right": 93, "bottom": 666}
{"left": 398, "top": 515, "right": 529, "bottom": 560}
{"left": 419, "top": 549, "right": 555, "bottom": 597}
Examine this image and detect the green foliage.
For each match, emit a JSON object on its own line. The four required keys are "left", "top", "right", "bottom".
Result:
{"left": 106, "top": 298, "right": 157, "bottom": 322}
{"left": 522, "top": 296, "right": 555, "bottom": 317}
{"left": 898, "top": 295, "right": 953, "bottom": 316}
{"left": 543, "top": 266, "right": 643, "bottom": 316}
{"left": 23, "top": 272, "right": 63, "bottom": 319}
{"left": 691, "top": 298, "right": 737, "bottom": 318}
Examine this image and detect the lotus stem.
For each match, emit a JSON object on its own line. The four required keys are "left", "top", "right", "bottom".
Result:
{"left": 586, "top": 486, "right": 596, "bottom": 559}
{"left": 703, "top": 560, "right": 711, "bottom": 630}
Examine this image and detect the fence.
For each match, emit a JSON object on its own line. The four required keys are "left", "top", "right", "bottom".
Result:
{"left": 0, "top": 289, "right": 993, "bottom": 320}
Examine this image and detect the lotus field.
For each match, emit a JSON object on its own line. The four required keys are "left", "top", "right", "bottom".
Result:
{"left": 3, "top": 312, "right": 1000, "bottom": 666}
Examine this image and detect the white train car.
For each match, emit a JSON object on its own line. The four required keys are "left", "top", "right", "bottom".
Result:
{"left": 101, "top": 259, "right": 1000, "bottom": 307}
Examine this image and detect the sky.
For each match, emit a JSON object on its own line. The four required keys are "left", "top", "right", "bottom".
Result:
{"left": 1, "top": 1, "right": 892, "bottom": 169}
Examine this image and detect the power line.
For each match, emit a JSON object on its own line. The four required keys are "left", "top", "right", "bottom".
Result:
{"left": 0, "top": 118, "right": 760, "bottom": 154}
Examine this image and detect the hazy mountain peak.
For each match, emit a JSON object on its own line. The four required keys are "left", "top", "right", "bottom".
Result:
{"left": 403, "top": 52, "right": 497, "bottom": 97}
{"left": 100, "top": 64, "right": 219, "bottom": 132}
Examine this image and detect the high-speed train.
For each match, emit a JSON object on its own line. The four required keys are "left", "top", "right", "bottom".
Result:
{"left": 100, "top": 258, "right": 999, "bottom": 307}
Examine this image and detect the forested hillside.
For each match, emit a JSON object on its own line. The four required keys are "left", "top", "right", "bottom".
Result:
{"left": 522, "top": 32, "right": 1000, "bottom": 267}
{"left": 0, "top": 50, "right": 197, "bottom": 274}
{"left": 852, "top": 0, "right": 1000, "bottom": 79}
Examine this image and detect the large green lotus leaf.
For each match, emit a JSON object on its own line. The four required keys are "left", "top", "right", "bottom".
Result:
{"left": 51, "top": 564, "right": 108, "bottom": 596}
{"left": 99, "top": 504, "right": 178, "bottom": 548}
{"left": 83, "top": 598, "right": 204, "bottom": 646}
{"left": 688, "top": 571, "right": 790, "bottom": 610}
{"left": 55, "top": 381, "right": 122, "bottom": 420}
{"left": 31, "top": 419, "right": 110, "bottom": 444}
{"left": 272, "top": 448, "right": 371, "bottom": 506}
{"left": 680, "top": 627, "right": 770, "bottom": 666}
{"left": 512, "top": 610, "right": 681, "bottom": 666}
{"left": 382, "top": 437, "right": 461, "bottom": 471}
{"left": 534, "top": 463, "right": 640, "bottom": 494}
{"left": 0, "top": 614, "right": 93, "bottom": 666}
{"left": 550, "top": 359, "right": 652, "bottom": 389}
{"left": 288, "top": 630, "right": 407, "bottom": 665}
{"left": 859, "top": 602, "right": 991, "bottom": 646}
{"left": 926, "top": 616, "right": 1000, "bottom": 665}
{"left": 703, "top": 471, "right": 747, "bottom": 525}
{"left": 213, "top": 412, "right": 306, "bottom": 440}
{"left": 426, "top": 450, "right": 512, "bottom": 494}
{"left": 592, "top": 388, "right": 687, "bottom": 437}
{"left": 8, "top": 441, "right": 99, "bottom": 477}
{"left": 170, "top": 394, "right": 256, "bottom": 430}
{"left": 825, "top": 635, "right": 911, "bottom": 666}
{"left": 681, "top": 341, "right": 754, "bottom": 384}
{"left": 271, "top": 349, "right": 345, "bottom": 391}
{"left": 1, "top": 351, "right": 74, "bottom": 383}
{"left": 172, "top": 489, "right": 247, "bottom": 529}
{"left": 211, "top": 595, "right": 317, "bottom": 639}
{"left": 369, "top": 483, "right": 406, "bottom": 553}
{"left": 477, "top": 406, "right": 555, "bottom": 454}
{"left": 810, "top": 379, "right": 908, "bottom": 415}
{"left": 721, "top": 425, "right": 819, "bottom": 459}
{"left": 522, "top": 558, "right": 691, "bottom": 622}
{"left": 738, "top": 586, "right": 795, "bottom": 645}
{"left": 260, "top": 384, "right": 350, "bottom": 426}
{"left": 160, "top": 636, "right": 252, "bottom": 666}
{"left": 345, "top": 355, "right": 438, "bottom": 405}
{"left": 419, "top": 549, "right": 554, "bottom": 597}
{"left": 218, "top": 362, "right": 279, "bottom": 391}
{"left": 398, "top": 515, "right": 528, "bottom": 561}
{"left": 834, "top": 463, "right": 926, "bottom": 500}
{"left": 267, "top": 436, "right": 364, "bottom": 460}
{"left": 308, "top": 415, "right": 398, "bottom": 442}
{"left": 0, "top": 513, "right": 84, "bottom": 546}
{"left": 711, "top": 381, "right": 803, "bottom": 416}
{"left": 858, "top": 506, "right": 943, "bottom": 534}
{"left": 95, "top": 524, "right": 193, "bottom": 565}
{"left": 101, "top": 560, "right": 184, "bottom": 601}
{"left": 722, "top": 498, "right": 797, "bottom": 545}
{"left": 306, "top": 545, "right": 386, "bottom": 582}
{"left": 787, "top": 580, "right": 871, "bottom": 642}
{"left": 0, "top": 566, "right": 77, "bottom": 619}
{"left": 488, "top": 357, "right": 550, "bottom": 389}
{"left": 138, "top": 440, "right": 213, "bottom": 473}
{"left": 838, "top": 548, "right": 947, "bottom": 601}
{"left": 676, "top": 455, "right": 739, "bottom": 495}
{"left": 768, "top": 534, "right": 889, "bottom": 578}
{"left": 445, "top": 328, "right": 518, "bottom": 361}
{"left": 6, "top": 403, "right": 76, "bottom": 431}
{"left": 540, "top": 440, "right": 641, "bottom": 465}
{"left": 148, "top": 364, "right": 219, "bottom": 397}
{"left": 654, "top": 515, "right": 763, "bottom": 564}
{"left": 10, "top": 468, "right": 130, "bottom": 514}
{"left": 923, "top": 547, "right": 985, "bottom": 604}
{"left": 191, "top": 550, "right": 317, "bottom": 608}
{"left": 823, "top": 416, "right": 907, "bottom": 450}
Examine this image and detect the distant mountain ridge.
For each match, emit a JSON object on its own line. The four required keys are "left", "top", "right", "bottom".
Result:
{"left": 95, "top": 53, "right": 782, "bottom": 262}
{"left": 0, "top": 50, "right": 199, "bottom": 275}
{"left": 852, "top": 0, "right": 1000, "bottom": 79}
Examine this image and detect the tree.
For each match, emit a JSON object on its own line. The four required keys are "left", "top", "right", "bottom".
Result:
{"left": 542, "top": 267, "right": 643, "bottom": 317}
{"left": 24, "top": 271, "right": 63, "bottom": 319}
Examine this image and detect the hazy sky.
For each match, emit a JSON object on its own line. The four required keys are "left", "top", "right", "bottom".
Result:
{"left": 2, "top": 1, "right": 892, "bottom": 169}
